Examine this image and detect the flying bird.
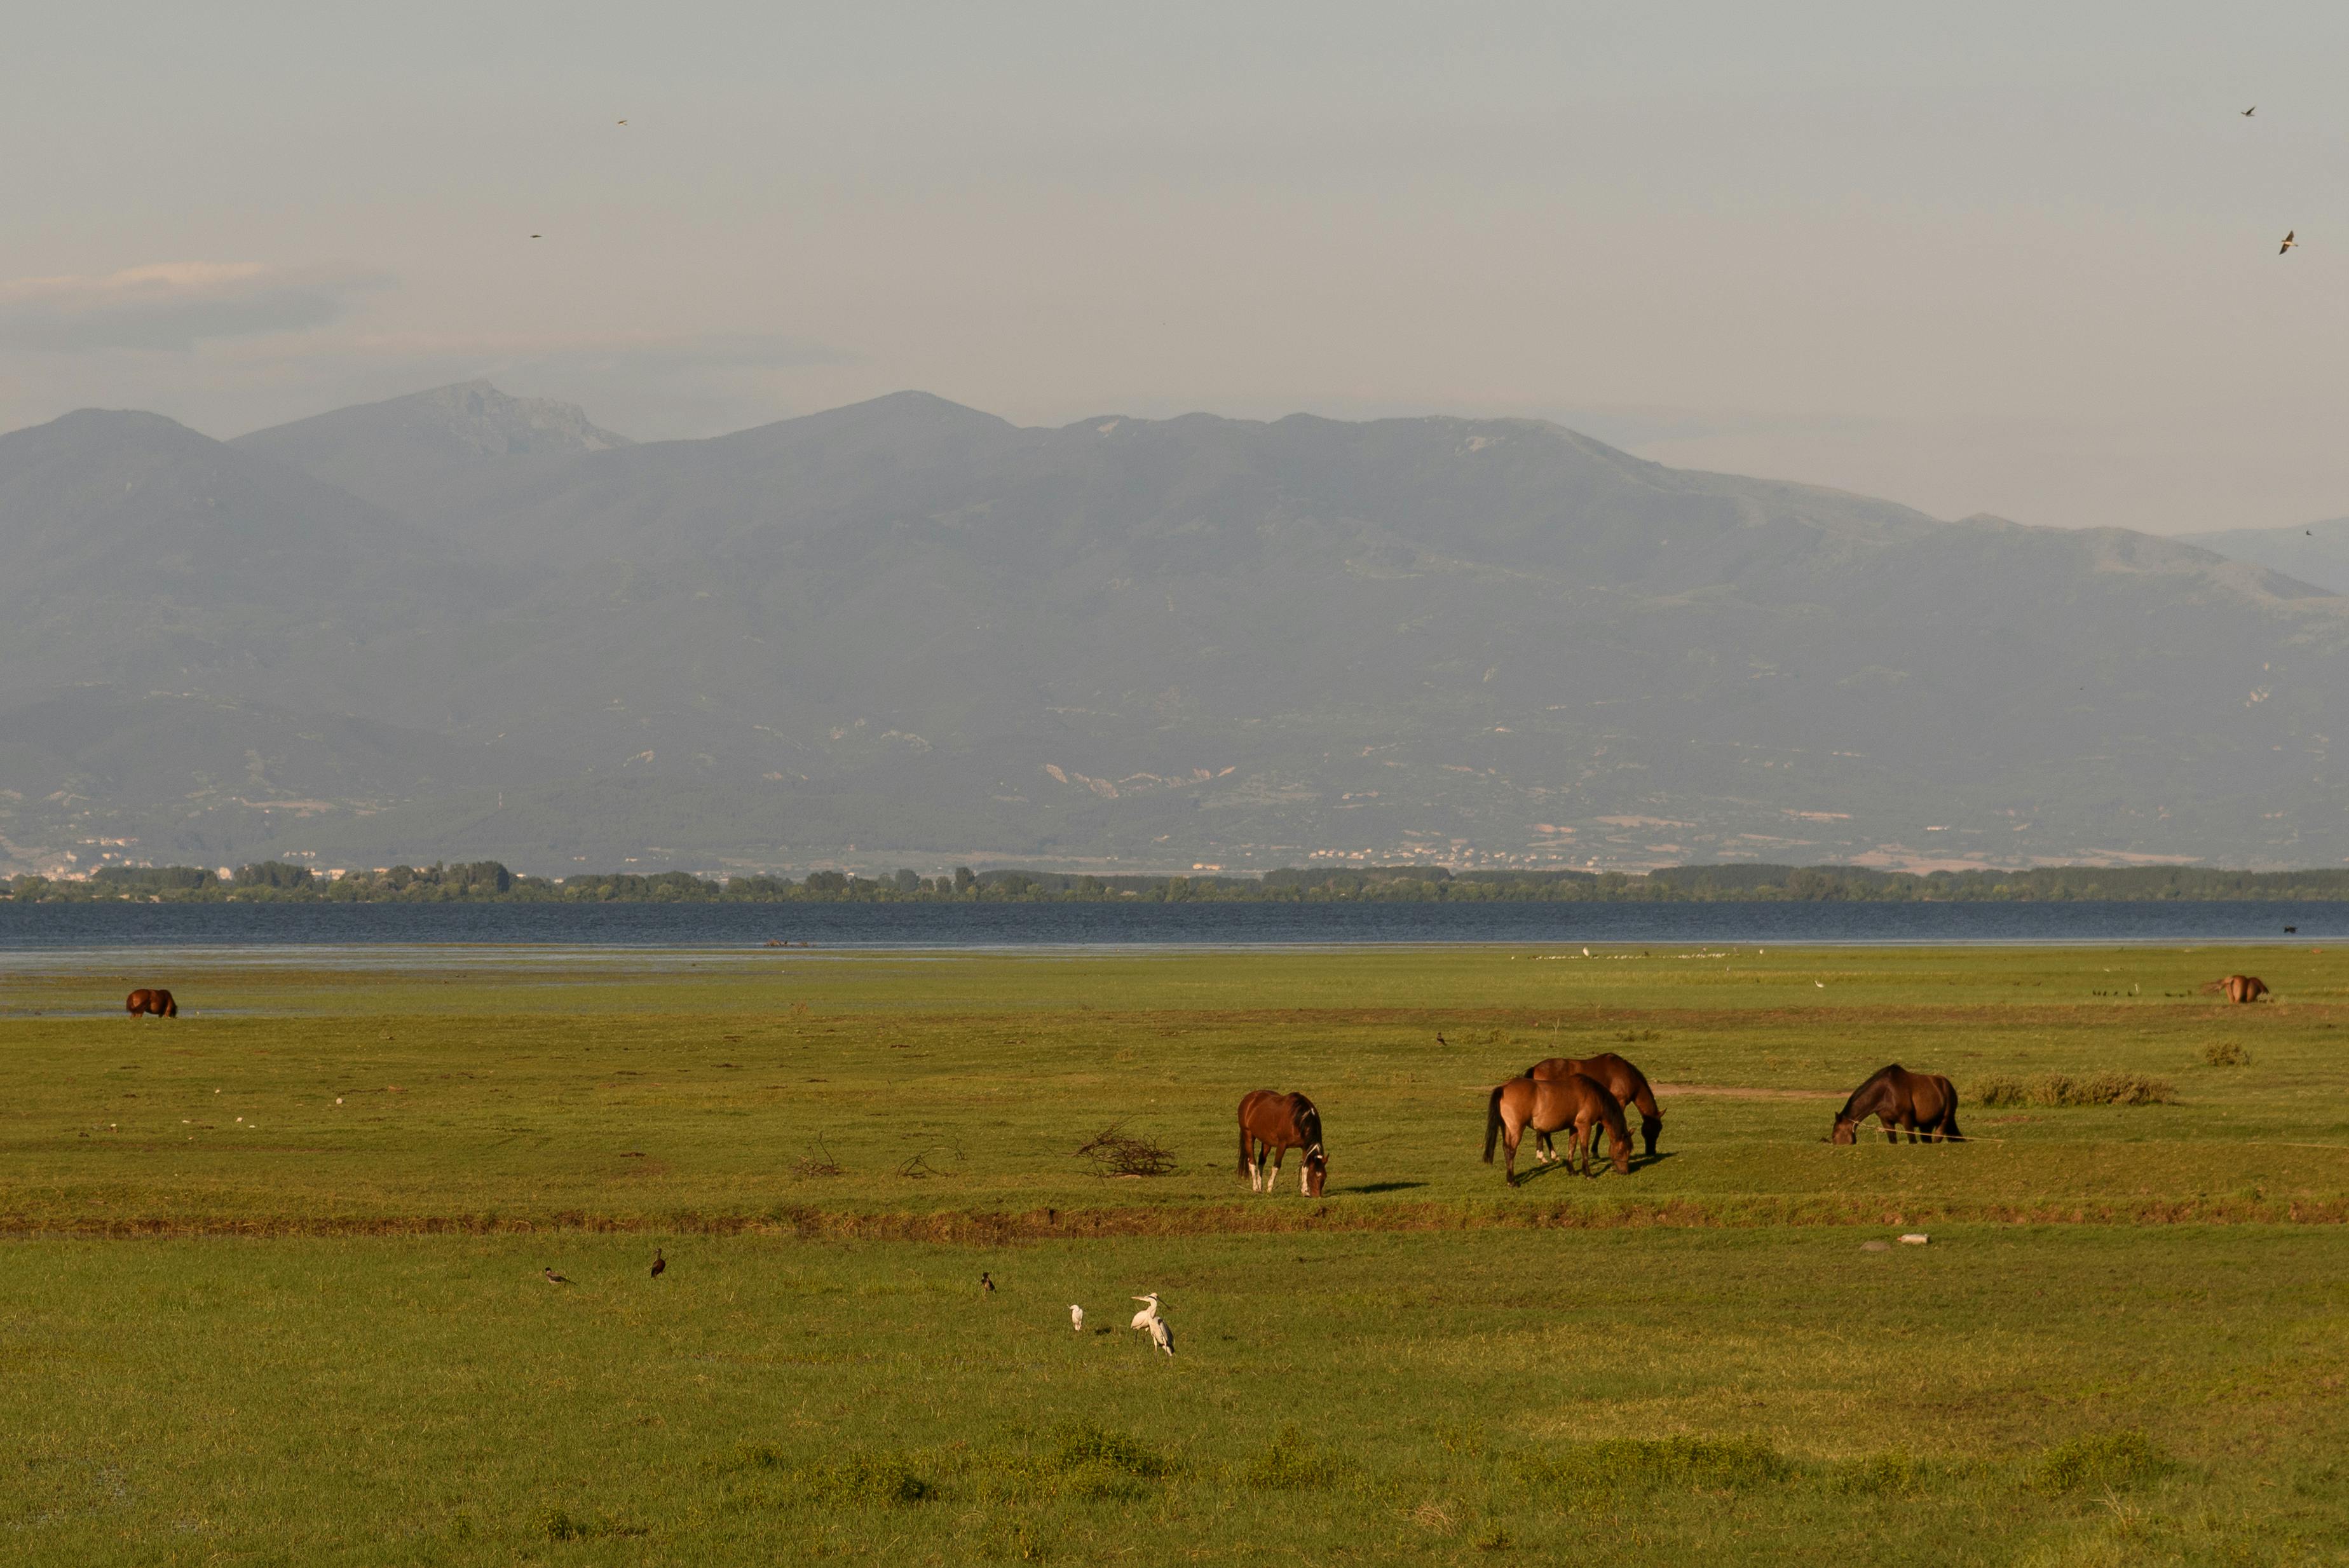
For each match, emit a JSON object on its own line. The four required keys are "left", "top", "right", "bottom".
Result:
{"left": 1147, "top": 1317, "right": 1175, "bottom": 1357}
{"left": 2280, "top": 230, "right": 2298, "bottom": 254}
{"left": 617, "top": 118, "right": 628, "bottom": 125}
{"left": 980, "top": 1271, "right": 996, "bottom": 1295}
{"left": 543, "top": 1268, "right": 569, "bottom": 1285}
{"left": 650, "top": 1250, "right": 665, "bottom": 1279}
{"left": 1130, "top": 1293, "right": 1161, "bottom": 1329}
{"left": 1070, "top": 1304, "right": 1084, "bottom": 1332}
{"left": 2243, "top": 106, "right": 2256, "bottom": 116}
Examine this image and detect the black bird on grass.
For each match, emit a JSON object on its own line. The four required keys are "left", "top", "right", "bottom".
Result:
{"left": 544, "top": 1267, "right": 570, "bottom": 1285}
{"left": 650, "top": 1250, "right": 666, "bottom": 1279}
{"left": 980, "top": 1271, "right": 996, "bottom": 1295}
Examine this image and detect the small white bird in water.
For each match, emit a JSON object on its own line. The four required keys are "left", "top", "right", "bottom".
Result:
{"left": 1129, "top": 1293, "right": 1161, "bottom": 1329}
{"left": 1070, "top": 1304, "right": 1084, "bottom": 1332}
{"left": 1147, "top": 1316, "right": 1175, "bottom": 1356}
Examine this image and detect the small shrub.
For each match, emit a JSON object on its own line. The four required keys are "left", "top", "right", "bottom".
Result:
{"left": 1975, "top": 1073, "right": 2177, "bottom": 1108}
{"left": 1049, "top": 1422, "right": 1167, "bottom": 1480}
{"left": 1832, "top": 1450, "right": 1922, "bottom": 1495}
{"left": 531, "top": 1506, "right": 643, "bottom": 1541}
{"left": 1520, "top": 1435, "right": 1792, "bottom": 1493}
{"left": 991, "top": 1422, "right": 1170, "bottom": 1501}
{"left": 2201, "top": 1041, "right": 2250, "bottom": 1067}
{"left": 2031, "top": 1431, "right": 2166, "bottom": 1494}
{"left": 1241, "top": 1423, "right": 1347, "bottom": 1490}
{"left": 805, "top": 1451, "right": 934, "bottom": 1506}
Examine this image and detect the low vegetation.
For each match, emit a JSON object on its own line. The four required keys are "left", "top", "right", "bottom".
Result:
{"left": 1974, "top": 1072, "right": 2180, "bottom": 1108}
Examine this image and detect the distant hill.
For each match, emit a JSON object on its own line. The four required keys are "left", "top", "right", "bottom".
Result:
{"left": 231, "top": 380, "right": 631, "bottom": 521}
{"left": 2176, "top": 517, "right": 2349, "bottom": 596}
{"left": 6, "top": 388, "right": 2349, "bottom": 877}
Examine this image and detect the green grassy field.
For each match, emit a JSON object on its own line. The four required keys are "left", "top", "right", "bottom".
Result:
{"left": 3, "top": 943, "right": 2346, "bottom": 1564}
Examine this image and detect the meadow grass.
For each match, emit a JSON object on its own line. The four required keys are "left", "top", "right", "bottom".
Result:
{"left": 2, "top": 943, "right": 2346, "bottom": 1562}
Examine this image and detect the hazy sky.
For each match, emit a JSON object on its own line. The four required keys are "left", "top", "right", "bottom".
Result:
{"left": 6, "top": 2, "right": 2348, "bottom": 532}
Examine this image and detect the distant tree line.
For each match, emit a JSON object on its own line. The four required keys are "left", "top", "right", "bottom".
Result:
{"left": 11, "top": 859, "right": 2349, "bottom": 904}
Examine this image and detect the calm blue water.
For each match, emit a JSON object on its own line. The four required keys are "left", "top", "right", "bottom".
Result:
{"left": 0, "top": 899, "right": 2340, "bottom": 951}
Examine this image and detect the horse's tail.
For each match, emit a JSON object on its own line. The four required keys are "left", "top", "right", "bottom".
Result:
{"left": 1237, "top": 1104, "right": 1253, "bottom": 1180}
{"left": 1937, "top": 1075, "right": 1963, "bottom": 1141}
{"left": 1483, "top": 1084, "right": 1505, "bottom": 1163}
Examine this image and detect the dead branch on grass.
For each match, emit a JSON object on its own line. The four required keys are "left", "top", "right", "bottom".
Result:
{"left": 793, "top": 1135, "right": 844, "bottom": 1178}
{"left": 1075, "top": 1123, "right": 1177, "bottom": 1178}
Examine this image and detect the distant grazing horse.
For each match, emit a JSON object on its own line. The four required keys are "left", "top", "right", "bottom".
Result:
{"left": 125, "top": 988, "right": 177, "bottom": 1019}
{"left": 1523, "top": 1052, "right": 1664, "bottom": 1161}
{"left": 1238, "top": 1089, "right": 1326, "bottom": 1196}
{"left": 1831, "top": 1064, "right": 1962, "bottom": 1144}
{"left": 2202, "top": 975, "right": 2271, "bottom": 1004}
{"left": 1483, "top": 1075, "right": 1631, "bottom": 1185}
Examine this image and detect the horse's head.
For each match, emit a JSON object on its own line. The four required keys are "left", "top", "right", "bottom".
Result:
{"left": 1830, "top": 1115, "right": 1858, "bottom": 1145}
{"left": 1302, "top": 1142, "right": 1327, "bottom": 1197}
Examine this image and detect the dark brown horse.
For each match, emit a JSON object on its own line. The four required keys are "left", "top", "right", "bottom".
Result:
{"left": 1238, "top": 1089, "right": 1326, "bottom": 1196}
{"left": 1523, "top": 1052, "right": 1663, "bottom": 1160}
{"left": 1831, "top": 1064, "right": 1962, "bottom": 1144}
{"left": 2202, "top": 975, "right": 2271, "bottom": 1004}
{"left": 125, "top": 988, "right": 177, "bottom": 1019}
{"left": 1483, "top": 1075, "right": 1631, "bottom": 1185}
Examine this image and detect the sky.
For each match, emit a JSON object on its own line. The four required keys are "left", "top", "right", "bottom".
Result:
{"left": 4, "top": 1, "right": 2348, "bottom": 533}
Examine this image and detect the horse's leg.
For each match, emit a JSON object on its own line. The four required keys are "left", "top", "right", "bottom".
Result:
{"left": 1503, "top": 1120, "right": 1521, "bottom": 1186}
{"left": 1579, "top": 1119, "right": 1602, "bottom": 1179}
{"left": 1881, "top": 1114, "right": 1897, "bottom": 1146}
{"left": 1269, "top": 1145, "right": 1284, "bottom": 1196}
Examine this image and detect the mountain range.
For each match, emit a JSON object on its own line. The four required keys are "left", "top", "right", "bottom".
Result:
{"left": 4, "top": 379, "right": 2345, "bottom": 878}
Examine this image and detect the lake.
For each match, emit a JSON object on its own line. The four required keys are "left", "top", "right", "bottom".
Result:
{"left": 0, "top": 898, "right": 2339, "bottom": 954}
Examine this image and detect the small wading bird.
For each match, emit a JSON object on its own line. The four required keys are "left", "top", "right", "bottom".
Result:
{"left": 1070, "top": 1304, "right": 1084, "bottom": 1332}
{"left": 2280, "top": 229, "right": 2299, "bottom": 254}
{"left": 1129, "top": 1293, "right": 1161, "bottom": 1329}
{"left": 1148, "top": 1316, "right": 1175, "bottom": 1357}
{"left": 650, "top": 1250, "right": 665, "bottom": 1279}
{"left": 980, "top": 1271, "right": 996, "bottom": 1295}
{"left": 544, "top": 1268, "right": 569, "bottom": 1285}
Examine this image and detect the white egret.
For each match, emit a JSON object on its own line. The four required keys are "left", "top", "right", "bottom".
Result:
{"left": 1070, "top": 1304, "right": 1084, "bottom": 1332}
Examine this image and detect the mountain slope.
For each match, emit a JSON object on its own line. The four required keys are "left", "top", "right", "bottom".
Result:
{"left": 2177, "top": 517, "right": 2349, "bottom": 596}
{"left": 230, "top": 380, "right": 631, "bottom": 521}
{"left": 8, "top": 388, "right": 2349, "bottom": 875}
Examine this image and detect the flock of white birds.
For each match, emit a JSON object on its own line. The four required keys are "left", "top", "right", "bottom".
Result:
{"left": 1057, "top": 1292, "right": 1174, "bottom": 1356}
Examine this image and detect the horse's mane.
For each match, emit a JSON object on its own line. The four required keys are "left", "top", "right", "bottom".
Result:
{"left": 1838, "top": 1063, "right": 1905, "bottom": 1120}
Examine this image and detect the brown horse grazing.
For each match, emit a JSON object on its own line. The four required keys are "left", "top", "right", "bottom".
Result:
{"left": 1483, "top": 1075, "right": 1631, "bottom": 1185}
{"left": 2201, "top": 975, "right": 2271, "bottom": 1004}
{"left": 1523, "top": 1052, "right": 1664, "bottom": 1161}
{"left": 1237, "top": 1089, "right": 1326, "bottom": 1196}
{"left": 125, "top": 988, "right": 177, "bottom": 1019}
{"left": 1831, "top": 1064, "right": 1962, "bottom": 1144}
